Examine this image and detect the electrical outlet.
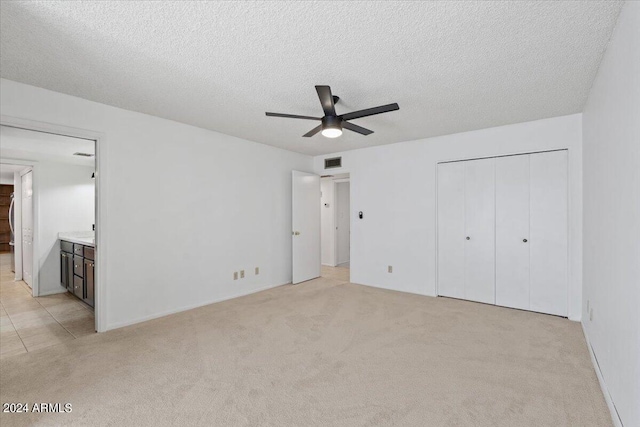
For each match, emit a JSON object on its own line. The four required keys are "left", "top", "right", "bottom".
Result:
{"left": 240, "top": 270, "right": 245, "bottom": 279}
{"left": 590, "top": 307, "right": 593, "bottom": 321}
{"left": 255, "top": 267, "right": 259, "bottom": 275}
{"left": 233, "top": 272, "right": 238, "bottom": 280}
{"left": 388, "top": 265, "right": 393, "bottom": 273}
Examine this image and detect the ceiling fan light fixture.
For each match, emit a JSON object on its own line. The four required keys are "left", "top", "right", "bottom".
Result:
{"left": 265, "top": 85, "right": 399, "bottom": 138}
{"left": 321, "top": 116, "right": 342, "bottom": 138}
{"left": 321, "top": 127, "right": 342, "bottom": 138}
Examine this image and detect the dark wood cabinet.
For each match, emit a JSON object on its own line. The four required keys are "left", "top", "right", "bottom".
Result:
{"left": 73, "top": 244, "right": 83, "bottom": 257}
{"left": 73, "top": 275, "right": 84, "bottom": 299}
{"left": 60, "top": 246, "right": 74, "bottom": 292}
{"left": 73, "top": 255, "right": 84, "bottom": 278}
{"left": 84, "top": 258, "right": 94, "bottom": 306}
{"left": 60, "top": 240, "right": 94, "bottom": 308}
{"left": 61, "top": 241, "right": 73, "bottom": 253}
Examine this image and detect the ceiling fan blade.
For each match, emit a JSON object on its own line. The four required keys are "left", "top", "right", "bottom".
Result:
{"left": 315, "top": 85, "right": 336, "bottom": 116}
{"left": 303, "top": 125, "right": 322, "bottom": 137}
{"left": 343, "top": 121, "right": 374, "bottom": 136}
{"left": 266, "top": 112, "right": 321, "bottom": 120}
{"left": 341, "top": 103, "right": 399, "bottom": 121}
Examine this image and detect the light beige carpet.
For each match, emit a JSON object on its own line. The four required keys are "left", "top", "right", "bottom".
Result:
{"left": 0, "top": 276, "right": 610, "bottom": 426}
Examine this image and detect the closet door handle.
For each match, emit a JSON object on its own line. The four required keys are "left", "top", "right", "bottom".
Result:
{"left": 523, "top": 239, "right": 528, "bottom": 243}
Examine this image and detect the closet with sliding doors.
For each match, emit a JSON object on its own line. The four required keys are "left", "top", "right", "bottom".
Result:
{"left": 437, "top": 150, "right": 568, "bottom": 316}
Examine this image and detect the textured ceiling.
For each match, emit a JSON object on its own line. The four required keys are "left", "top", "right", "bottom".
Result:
{"left": 0, "top": 1, "right": 623, "bottom": 156}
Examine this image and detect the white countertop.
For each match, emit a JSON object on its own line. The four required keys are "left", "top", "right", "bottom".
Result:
{"left": 58, "top": 232, "right": 95, "bottom": 247}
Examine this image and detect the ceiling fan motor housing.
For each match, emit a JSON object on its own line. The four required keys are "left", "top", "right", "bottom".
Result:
{"left": 322, "top": 115, "right": 342, "bottom": 131}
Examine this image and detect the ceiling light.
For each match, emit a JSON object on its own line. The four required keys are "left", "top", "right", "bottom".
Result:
{"left": 321, "top": 128, "right": 342, "bottom": 138}
{"left": 321, "top": 116, "right": 343, "bottom": 138}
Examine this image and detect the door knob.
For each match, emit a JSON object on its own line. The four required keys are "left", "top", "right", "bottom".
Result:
{"left": 523, "top": 238, "right": 528, "bottom": 243}
{"left": 466, "top": 236, "right": 470, "bottom": 240}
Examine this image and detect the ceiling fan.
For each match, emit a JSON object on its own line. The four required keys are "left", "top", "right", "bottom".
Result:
{"left": 265, "top": 85, "right": 399, "bottom": 138}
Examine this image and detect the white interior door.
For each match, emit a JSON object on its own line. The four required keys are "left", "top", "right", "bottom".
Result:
{"left": 464, "top": 158, "right": 495, "bottom": 304}
{"left": 292, "top": 170, "right": 320, "bottom": 284}
{"left": 336, "top": 182, "right": 350, "bottom": 266}
{"left": 21, "top": 170, "right": 33, "bottom": 288}
{"left": 529, "top": 151, "right": 568, "bottom": 316}
{"left": 437, "top": 162, "right": 466, "bottom": 299}
{"left": 495, "top": 155, "right": 530, "bottom": 310}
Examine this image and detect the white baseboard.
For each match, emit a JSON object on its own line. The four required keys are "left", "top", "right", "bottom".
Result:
{"left": 581, "top": 323, "right": 623, "bottom": 427}
{"left": 106, "top": 281, "right": 290, "bottom": 331}
{"left": 350, "top": 281, "right": 436, "bottom": 298}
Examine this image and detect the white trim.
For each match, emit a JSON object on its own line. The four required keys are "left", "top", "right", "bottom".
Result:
{"left": 435, "top": 161, "right": 440, "bottom": 297}
{"left": 19, "top": 167, "right": 37, "bottom": 294}
{"left": 334, "top": 180, "right": 351, "bottom": 266}
{"left": 0, "top": 115, "right": 107, "bottom": 333}
{"left": 1, "top": 159, "right": 34, "bottom": 283}
{"left": 107, "top": 281, "right": 290, "bottom": 330}
{"left": 351, "top": 280, "right": 433, "bottom": 298}
{"left": 437, "top": 147, "right": 569, "bottom": 165}
{"left": 581, "top": 323, "right": 623, "bottom": 427}
{"left": 333, "top": 178, "right": 350, "bottom": 183}
{"left": 332, "top": 180, "right": 338, "bottom": 267}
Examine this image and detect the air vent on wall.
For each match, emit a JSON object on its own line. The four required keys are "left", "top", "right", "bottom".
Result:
{"left": 324, "top": 157, "right": 342, "bottom": 169}
{"left": 73, "top": 152, "right": 95, "bottom": 157}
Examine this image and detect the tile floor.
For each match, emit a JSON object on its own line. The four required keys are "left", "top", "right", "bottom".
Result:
{"left": 0, "top": 253, "right": 95, "bottom": 359}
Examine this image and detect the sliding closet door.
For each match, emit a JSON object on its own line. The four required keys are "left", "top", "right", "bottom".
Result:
{"left": 437, "top": 162, "right": 465, "bottom": 299}
{"left": 495, "top": 155, "right": 530, "bottom": 310}
{"left": 529, "top": 151, "right": 568, "bottom": 316}
{"left": 464, "top": 158, "right": 495, "bottom": 304}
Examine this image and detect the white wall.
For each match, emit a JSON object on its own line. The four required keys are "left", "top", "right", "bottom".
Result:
{"left": 313, "top": 114, "right": 583, "bottom": 320}
{"left": 320, "top": 178, "right": 335, "bottom": 266}
{"left": 37, "top": 162, "right": 95, "bottom": 295}
{"left": 1, "top": 78, "right": 313, "bottom": 330}
{"left": 582, "top": 2, "right": 640, "bottom": 426}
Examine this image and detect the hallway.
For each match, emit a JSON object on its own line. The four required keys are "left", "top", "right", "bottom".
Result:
{"left": 321, "top": 264, "right": 350, "bottom": 282}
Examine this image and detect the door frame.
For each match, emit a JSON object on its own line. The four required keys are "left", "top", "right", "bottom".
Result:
{"left": 19, "top": 166, "right": 34, "bottom": 289}
{"left": 0, "top": 159, "right": 34, "bottom": 284}
{"left": 0, "top": 115, "right": 107, "bottom": 333}
{"left": 333, "top": 178, "right": 350, "bottom": 267}
{"left": 435, "top": 149, "right": 570, "bottom": 315}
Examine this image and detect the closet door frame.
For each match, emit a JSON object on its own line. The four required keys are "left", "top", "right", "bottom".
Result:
{"left": 435, "top": 148, "right": 570, "bottom": 317}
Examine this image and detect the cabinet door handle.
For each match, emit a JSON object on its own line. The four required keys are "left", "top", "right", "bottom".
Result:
{"left": 466, "top": 236, "right": 470, "bottom": 240}
{"left": 523, "top": 238, "right": 528, "bottom": 243}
